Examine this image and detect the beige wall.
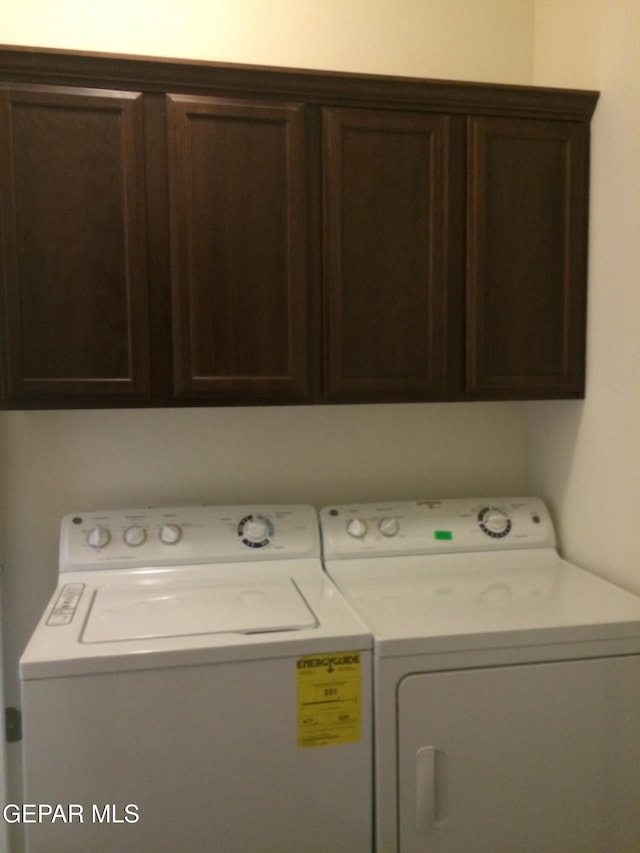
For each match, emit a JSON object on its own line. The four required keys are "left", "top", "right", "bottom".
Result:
{"left": 1, "top": 403, "right": 529, "bottom": 691}
{"left": 529, "top": 0, "right": 640, "bottom": 595}
{"left": 1, "top": 4, "right": 536, "bottom": 834}
{"left": 2, "top": 0, "right": 534, "bottom": 81}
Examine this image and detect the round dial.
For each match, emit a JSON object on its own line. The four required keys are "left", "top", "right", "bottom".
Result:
{"left": 87, "top": 526, "right": 110, "bottom": 549}
{"left": 159, "top": 523, "right": 182, "bottom": 545}
{"left": 378, "top": 517, "right": 399, "bottom": 537}
{"left": 123, "top": 525, "right": 146, "bottom": 547}
{"left": 238, "top": 514, "right": 274, "bottom": 548}
{"left": 346, "top": 518, "right": 368, "bottom": 539}
{"left": 478, "top": 506, "right": 512, "bottom": 538}
{"left": 243, "top": 519, "right": 269, "bottom": 542}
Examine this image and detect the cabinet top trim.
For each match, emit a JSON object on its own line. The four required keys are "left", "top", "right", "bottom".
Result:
{"left": 0, "top": 44, "right": 599, "bottom": 120}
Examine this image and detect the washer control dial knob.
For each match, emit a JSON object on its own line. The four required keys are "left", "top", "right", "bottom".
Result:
{"left": 243, "top": 519, "right": 269, "bottom": 542}
{"left": 378, "top": 517, "right": 399, "bottom": 537}
{"left": 478, "top": 506, "right": 512, "bottom": 538}
{"left": 238, "top": 514, "right": 274, "bottom": 548}
{"left": 123, "top": 525, "right": 146, "bottom": 547}
{"left": 346, "top": 518, "right": 368, "bottom": 539}
{"left": 87, "top": 526, "right": 110, "bottom": 549}
{"left": 159, "top": 523, "right": 182, "bottom": 545}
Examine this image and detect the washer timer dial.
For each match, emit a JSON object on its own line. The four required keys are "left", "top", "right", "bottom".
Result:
{"left": 478, "top": 506, "right": 512, "bottom": 538}
{"left": 238, "top": 514, "right": 274, "bottom": 548}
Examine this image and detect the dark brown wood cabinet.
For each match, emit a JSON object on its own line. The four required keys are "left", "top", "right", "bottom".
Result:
{"left": 321, "top": 106, "right": 593, "bottom": 402}
{"left": 322, "top": 107, "right": 455, "bottom": 402}
{"left": 466, "top": 116, "right": 589, "bottom": 397}
{"left": 167, "top": 95, "right": 312, "bottom": 402}
{"left": 0, "top": 83, "right": 151, "bottom": 404}
{"left": 0, "top": 48, "right": 599, "bottom": 408}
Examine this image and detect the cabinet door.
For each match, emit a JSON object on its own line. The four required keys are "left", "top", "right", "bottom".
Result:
{"left": 167, "top": 96, "right": 311, "bottom": 402}
{"left": 466, "top": 117, "right": 589, "bottom": 398}
{"left": 323, "top": 108, "right": 453, "bottom": 401}
{"left": 398, "top": 658, "right": 640, "bottom": 853}
{"left": 0, "top": 84, "right": 150, "bottom": 405}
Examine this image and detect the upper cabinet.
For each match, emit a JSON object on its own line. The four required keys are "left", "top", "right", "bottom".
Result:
{"left": 0, "top": 47, "right": 599, "bottom": 409}
{"left": 466, "top": 116, "right": 589, "bottom": 398}
{"left": 0, "top": 83, "right": 151, "bottom": 404}
{"left": 322, "top": 107, "right": 455, "bottom": 402}
{"left": 167, "top": 95, "right": 312, "bottom": 403}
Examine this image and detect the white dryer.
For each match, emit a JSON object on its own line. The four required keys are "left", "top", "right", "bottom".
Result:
{"left": 20, "top": 505, "right": 372, "bottom": 853}
{"left": 320, "top": 497, "right": 640, "bottom": 853}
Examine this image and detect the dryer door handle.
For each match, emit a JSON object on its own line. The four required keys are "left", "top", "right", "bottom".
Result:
{"left": 416, "top": 745, "right": 447, "bottom": 834}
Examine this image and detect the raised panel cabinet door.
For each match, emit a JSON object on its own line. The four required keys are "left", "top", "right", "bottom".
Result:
{"left": 466, "top": 116, "right": 589, "bottom": 398}
{"left": 322, "top": 108, "right": 451, "bottom": 401}
{"left": 0, "top": 84, "right": 150, "bottom": 405}
{"left": 167, "top": 95, "right": 311, "bottom": 402}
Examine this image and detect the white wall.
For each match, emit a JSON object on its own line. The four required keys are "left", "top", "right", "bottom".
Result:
{"left": 529, "top": 0, "right": 640, "bottom": 594}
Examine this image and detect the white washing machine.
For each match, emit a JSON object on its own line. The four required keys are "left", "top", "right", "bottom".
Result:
{"left": 320, "top": 497, "right": 640, "bottom": 853}
{"left": 20, "top": 504, "right": 372, "bottom": 853}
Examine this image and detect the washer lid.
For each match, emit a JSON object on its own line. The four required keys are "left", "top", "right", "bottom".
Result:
{"left": 82, "top": 577, "right": 317, "bottom": 643}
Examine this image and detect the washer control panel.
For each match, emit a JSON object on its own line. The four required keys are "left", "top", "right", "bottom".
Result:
{"left": 320, "top": 497, "right": 555, "bottom": 559}
{"left": 60, "top": 504, "right": 319, "bottom": 572}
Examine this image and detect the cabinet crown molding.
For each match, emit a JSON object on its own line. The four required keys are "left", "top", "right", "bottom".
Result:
{"left": 0, "top": 45, "right": 599, "bottom": 119}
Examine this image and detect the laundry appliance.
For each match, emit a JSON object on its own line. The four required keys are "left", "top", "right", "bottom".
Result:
{"left": 20, "top": 504, "right": 372, "bottom": 853}
{"left": 320, "top": 497, "right": 640, "bottom": 853}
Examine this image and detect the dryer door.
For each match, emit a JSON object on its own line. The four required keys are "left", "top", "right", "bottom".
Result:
{"left": 397, "top": 656, "right": 640, "bottom": 853}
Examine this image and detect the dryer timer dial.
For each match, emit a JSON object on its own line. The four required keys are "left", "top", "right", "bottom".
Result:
{"left": 478, "top": 506, "right": 512, "bottom": 538}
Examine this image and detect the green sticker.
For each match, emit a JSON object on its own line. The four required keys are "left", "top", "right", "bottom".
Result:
{"left": 434, "top": 530, "right": 452, "bottom": 541}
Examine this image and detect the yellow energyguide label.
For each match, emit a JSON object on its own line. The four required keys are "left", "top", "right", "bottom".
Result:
{"left": 296, "top": 651, "right": 362, "bottom": 748}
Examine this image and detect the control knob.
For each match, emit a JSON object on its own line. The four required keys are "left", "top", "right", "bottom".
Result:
{"left": 159, "top": 523, "right": 182, "bottom": 545}
{"left": 346, "top": 518, "right": 368, "bottom": 539}
{"left": 87, "top": 526, "right": 110, "bottom": 549}
{"left": 123, "top": 525, "right": 146, "bottom": 547}
{"left": 378, "top": 517, "right": 399, "bottom": 537}
{"left": 479, "top": 506, "right": 512, "bottom": 538}
{"left": 242, "top": 519, "right": 269, "bottom": 543}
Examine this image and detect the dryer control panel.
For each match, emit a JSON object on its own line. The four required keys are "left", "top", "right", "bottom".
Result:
{"left": 60, "top": 504, "right": 320, "bottom": 572}
{"left": 320, "top": 497, "right": 555, "bottom": 559}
